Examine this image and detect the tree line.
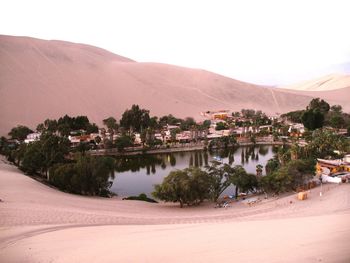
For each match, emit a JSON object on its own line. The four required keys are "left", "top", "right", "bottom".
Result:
{"left": 0, "top": 115, "right": 116, "bottom": 196}
{"left": 282, "top": 98, "right": 350, "bottom": 132}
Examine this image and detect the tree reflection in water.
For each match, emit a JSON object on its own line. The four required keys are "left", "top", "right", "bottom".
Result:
{"left": 114, "top": 146, "right": 269, "bottom": 177}
{"left": 115, "top": 154, "right": 163, "bottom": 174}
{"left": 259, "top": 146, "right": 269, "bottom": 156}
{"left": 111, "top": 146, "right": 274, "bottom": 196}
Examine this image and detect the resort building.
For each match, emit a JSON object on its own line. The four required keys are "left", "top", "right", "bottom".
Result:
{"left": 68, "top": 134, "right": 96, "bottom": 147}
{"left": 316, "top": 155, "right": 350, "bottom": 180}
{"left": 24, "top": 132, "right": 41, "bottom": 144}
{"left": 288, "top": 123, "right": 305, "bottom": 137}
{"left": 201, "top": 110, "right": 230, "bottom": 120}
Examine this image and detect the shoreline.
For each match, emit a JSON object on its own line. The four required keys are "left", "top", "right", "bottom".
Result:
{"left": 89, "top": 141, "right": 287, "bottom": 157}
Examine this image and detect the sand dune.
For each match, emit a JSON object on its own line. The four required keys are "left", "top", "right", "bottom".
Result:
{"left": 280, "top": 73, "right": 350, "bottom": 91}
{"left": 1, "top": 158, "right": 350, "bottom": 262}
{"left": 1, "top": 35, "right": 349, "bottom": 135}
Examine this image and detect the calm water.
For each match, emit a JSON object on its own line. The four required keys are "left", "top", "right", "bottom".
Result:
{"left": 111, "top": 145, "right": 276, "bottom": 197}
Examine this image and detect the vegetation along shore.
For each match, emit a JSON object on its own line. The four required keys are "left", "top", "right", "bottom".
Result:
{"left": 1, "top": 98, "right": 349, "bottom": 205}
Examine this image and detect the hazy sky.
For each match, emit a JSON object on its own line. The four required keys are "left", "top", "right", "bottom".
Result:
{"left": 1, "top": 0, "right": 350, "bottom": 85}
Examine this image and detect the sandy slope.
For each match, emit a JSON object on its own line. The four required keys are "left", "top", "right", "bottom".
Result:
{"left": 0, "top": 158, "right": 350, "bottom": 262}
{"left": 280, "top": 73, "right": 350, "bottom": 91}
{"left": 1, "top": 35, "right": 349, "bottom": 136}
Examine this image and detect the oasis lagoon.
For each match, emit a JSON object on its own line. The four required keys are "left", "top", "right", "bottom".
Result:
{"left": 111, "top": 145, "right": 277, "bottom": 197}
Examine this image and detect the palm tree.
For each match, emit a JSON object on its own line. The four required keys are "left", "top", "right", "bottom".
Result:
{"left": 103, "top": 117, "right": 118, "bottom": 143}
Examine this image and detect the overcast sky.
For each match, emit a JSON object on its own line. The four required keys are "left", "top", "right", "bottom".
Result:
{"left": 1, "top": 0, "right": 350, "bottom": 85}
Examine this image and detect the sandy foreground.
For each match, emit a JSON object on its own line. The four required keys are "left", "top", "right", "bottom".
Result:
{"left": 0, "top": 158, "right": 350, "bottom": 262}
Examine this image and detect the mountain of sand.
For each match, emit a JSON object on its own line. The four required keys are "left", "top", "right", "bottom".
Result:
{"left": 280, "top": 73, "right": 350, "bottom": 91}
{"left": 1, "top": 35, "right": 349, "bottom": 135}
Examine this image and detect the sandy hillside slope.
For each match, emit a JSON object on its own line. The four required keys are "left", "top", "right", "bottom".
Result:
{"left": 1, "top": 35, "right": 350, "bottom": 135}
{"left": 280, "top": 73, "right": 350, "bottom": 91}
{"left": 0, "top": 158, "right": 350, "bottom": 262}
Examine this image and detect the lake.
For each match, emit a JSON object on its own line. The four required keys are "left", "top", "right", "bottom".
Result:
{"left": 111, "top": 145, "right": 277, "bottom": 197}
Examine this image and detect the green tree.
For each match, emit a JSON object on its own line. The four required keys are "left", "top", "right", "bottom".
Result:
{"left": 326, "top": 105, "right": 345, "bottom": 129}
{"left": 180, "top": 117, "right": 196, "bottom": 131}
{"left": 115, "top": 135, "right": 134, "bottom": 151}
{"left": 202, "top": 120, "right": 211, "bottom": 129}
{"left": 50, "top": 155, "right": 115, "bottom": 196}
{"left": 20, "top": 132, "right": 71, "bottom": 177}
{"left": 241, "top": 109, "right": 256, "bottom": 118}
{"left": 77, "top": 142, "right": 90, "bottom": 155}
{"left": 287, "top": 159, "right": 315, "bottom": 189}
{"left": 103, "top": 117, "right": 118, "bottom": 141}
{"left": 8, "top": 125, "right": 33, "bottom": 141}
{"left": 120, "top": 105, "right": 150, "bottom": 133}
{"left": 56, "top": 115, "right": 95, "bottom": 135}
{"left": 40, "top": 133, "right": 71, "bottom": 177}
{"left": 86, "top": 123, "right": 99, "bottom": 134}
{"left": 277, "top": 146, "right": 291, "bottom": 165}
{"left": 260, "top": 167, "right": 292, "bottom": 194}
{"left": 205, "top": 161, "right": 244, "bottom": 202}
{"left": 149, "top": 116, "right": 160, "bottom": 129}
{"left": 301, "top": 109, "right": 325, "bottom": 130}
{"left": 12, "top": 143, "right": 28, "bottom": 166}
{"left": 329, "top": 115, "right": 345, "bottom": 129}
{"left": 21, "top": 141, "right": 45, "bottom": 175}
{"left": 306, "top": 129, "right": 348, "bottom": 158}
{"left": 308, "top": 98, "right": 330, "bottom": 113}
{"left": 233, "top": 170, "right": 259, "bottom": 196}
{"left": 330, "top": 105, "right": 342, "bottom": 114}
{"left": 261, "top": 159, "right": 315, "bottom": 194}
{"left": 152, "top": 167, "right": 210, "bottom": 207}
{"left": 281, "top": 110, "right": 305, "bottom": 123}
{"left": 159, "top": 114, "right": 181, "bottom": 126}
{"left": 170, "top": 129, "right": 179, "bottom": 143}
{"left": 103, "top": 117, "right": 118, "bottom": 131}
{"left": 36, "top": 119, "right": 58, "bottom": 133}
{"left": 265, "top": 158, "right": 280, "bottom": 175}
{"left": 215, "top": 122, "right": 228, "bottom": 131}
{"left": 0, "top": 137, "right": 9, "bottom": 155}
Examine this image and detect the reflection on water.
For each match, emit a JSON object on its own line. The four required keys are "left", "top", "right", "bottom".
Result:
{"left": 111, "top": 146, "right": 275, "bottom": 197}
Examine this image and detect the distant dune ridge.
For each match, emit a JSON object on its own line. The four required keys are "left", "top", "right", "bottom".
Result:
{"left": 280, "top": 73, "right": 350, "bottom": 91}
{"left": 1, "top": 35, "right": 350, "bottom": 135}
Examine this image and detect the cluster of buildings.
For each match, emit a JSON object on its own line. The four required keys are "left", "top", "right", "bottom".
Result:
{"left": 316, "top": 155, "right": 350, "bottom": 183}
{"left": 22, "top": 109, "right": 348, "bottom": 152}
{"left": 21, "top": 109, "right": 288, "bottom": 148}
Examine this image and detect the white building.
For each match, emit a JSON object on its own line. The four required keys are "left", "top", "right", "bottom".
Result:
{"left": 24, "top": 133, "right": 41, "bottom": 144}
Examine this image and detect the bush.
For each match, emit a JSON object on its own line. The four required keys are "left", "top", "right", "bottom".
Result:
{"left": 260, "top": 159, "right": 315, "bottom": 194}
{"left": 123, "top": 193, "right": 158, "bottom": 203}
{"left": 153, "top": 167, "right": 210, "bottom": 207}
{"left": 215, "top": 122, "right": 228, "bottom": 131}
{"left": 115, "top": 135, "right": 134, "bottom": 151}
{"left": 49, "top": 155, "right": 115, "bottom": 196}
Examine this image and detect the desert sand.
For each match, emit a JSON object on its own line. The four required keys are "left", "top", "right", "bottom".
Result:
{"left": 280, "top": 73, "right": 350, "bottom": 91}
{"left": 1, "top": 35, "right": 350, "bottom": 135}
{"left": 1, "top": 157, "right": 350, "bottom": 262}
